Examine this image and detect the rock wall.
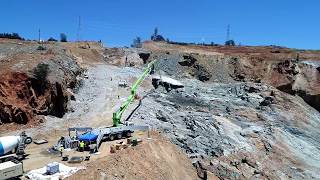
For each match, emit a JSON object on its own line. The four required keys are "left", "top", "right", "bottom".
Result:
{"left": 0, "top": 72, "right": 32, "bottom": 124}
{"left": 0, "top": 60, "right": 81, "bottom": 125}
{"left": 148, "top": 51, "right": 320, "bottom": 112}
{"left": 134, "top": 43, "right": 320, "bottom": 179}
{"left": 0, "top": 40, "right": 82, "bottom": 126}
{"left": 130, "top": 80, "right": 320, "bottom": 179}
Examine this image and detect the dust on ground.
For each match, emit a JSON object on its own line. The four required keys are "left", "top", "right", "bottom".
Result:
{"left": 68, "top": 132, "right": 200, "bottom": 180}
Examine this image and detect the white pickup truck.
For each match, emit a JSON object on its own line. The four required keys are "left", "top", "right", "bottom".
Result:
{"left": 0, "top": 132, "right": 32, "bottom": 179}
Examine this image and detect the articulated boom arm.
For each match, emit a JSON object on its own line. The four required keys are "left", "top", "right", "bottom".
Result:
{"left": 112, "top": 60, "right": 156, "bottom": 126}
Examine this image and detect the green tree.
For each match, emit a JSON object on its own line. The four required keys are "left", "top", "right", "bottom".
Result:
{"left": 32, "top": 63, "right": 50, "bottom": 94}
{"left": 48, "top": 37, "right": 57, "bottom": 42}
{"left": 60, "top": 33, "right": 67, "bottom": 42}
{"left": 34, "top": 63, "right": 49, "bottom": 82}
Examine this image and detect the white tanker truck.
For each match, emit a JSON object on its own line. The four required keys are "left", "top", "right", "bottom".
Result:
{"left": 0, "top": 132, "right": 32, "bottom": 180}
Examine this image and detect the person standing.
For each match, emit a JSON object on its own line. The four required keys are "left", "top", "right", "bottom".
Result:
{"left": 79, "top": 141, "right": 85, "bottom": 152}
{"left": 59, "top": 145, "right": 64, "bottom": 157}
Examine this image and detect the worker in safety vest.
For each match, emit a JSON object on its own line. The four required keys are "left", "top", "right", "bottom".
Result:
{"left": 79, "top": 141, "right": 85, "bottom": 152}
{"left": 59, "top": 145, "right": 64, "bottom": 157}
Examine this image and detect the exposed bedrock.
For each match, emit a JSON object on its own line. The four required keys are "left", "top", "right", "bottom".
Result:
{"left": 130, "top": 80, "right": 320, "bottom": 179}
{"left": 0, "top": 59, "right": 82, "bottom": 125}
{"left": 150, "top": 52, "right": 320, "bottom": 112}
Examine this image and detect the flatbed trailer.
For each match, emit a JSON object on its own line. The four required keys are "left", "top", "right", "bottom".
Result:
{"left": 79, "top": 124, "right": 149, "bottom": 152}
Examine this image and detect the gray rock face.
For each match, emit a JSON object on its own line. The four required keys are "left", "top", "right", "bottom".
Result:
{"left": 129, "top": 79, "right": 320, "bottom": 179}
{"left": 179, "top": 55, "right": 197, "bottom": 66}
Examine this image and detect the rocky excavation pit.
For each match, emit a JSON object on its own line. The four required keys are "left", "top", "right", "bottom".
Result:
{"left": 1, "top": 40, "right": 320, "bottom": 179}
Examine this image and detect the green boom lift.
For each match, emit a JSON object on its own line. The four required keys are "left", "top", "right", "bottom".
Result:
{"left": 112, "top": 60, "right": 156, "bottom": 127}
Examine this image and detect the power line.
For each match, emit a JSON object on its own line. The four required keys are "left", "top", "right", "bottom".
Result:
{"left": 86, "top": 24, "right": 226, "bottom": 37}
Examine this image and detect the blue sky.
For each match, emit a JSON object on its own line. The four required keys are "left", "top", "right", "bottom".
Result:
{"left": 1, "top": 0, "right": 319, "bottom": 49}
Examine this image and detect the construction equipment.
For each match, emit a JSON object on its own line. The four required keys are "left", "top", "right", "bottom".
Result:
{"left": 60, "top": 60, "right": 156, "bottom": 152}
{"left": 0, "top": 132, "right": 32, "bottom": 179}
{"left": 112, "top": 59, "right": 156, "bottom": 127}
{"left": 0, "top": 132, "right": 32, "bottom": 161}
{"left": 52, "top": 127, "right": 92, "bottom": 151}
{"left": 118, "top": 80, "right": 128, "bottom": 88}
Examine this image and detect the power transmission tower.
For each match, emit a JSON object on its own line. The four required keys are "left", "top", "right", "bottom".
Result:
{"left": 77, "top": 16, "right": 81, "bottom": 41}
{"left": 226, "top": 24, "right": 230, "bottom": 42}
{"left": 38, "top": 29, "right": 41, "bottom": 42}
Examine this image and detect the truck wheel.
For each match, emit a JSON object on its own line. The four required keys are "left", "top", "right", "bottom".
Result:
{"left": 109, "top": 135, "right": 115, "bottom": 141}
{"left": 125, "top": 131, "right": 132, "bottom": 137}
{"left": 25, "top": 137, "right": 32, "bottom": 144}
{"left": 116, "top": 133, "right": 122, "bottom": 139}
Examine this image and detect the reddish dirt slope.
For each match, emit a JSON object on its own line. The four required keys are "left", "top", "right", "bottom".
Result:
{"left": 0, "top": 72, "right": 35, "bottom": 124}
{"left": 0, "top": 39, "right": 84, "bottom": 129}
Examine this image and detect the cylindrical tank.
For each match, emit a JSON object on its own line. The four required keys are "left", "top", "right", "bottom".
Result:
{"left": 0, "top": 136, "right": 21, "bottom": 156}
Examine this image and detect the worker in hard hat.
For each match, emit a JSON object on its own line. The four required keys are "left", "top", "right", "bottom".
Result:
{"left": 59, "top": 145, "right": 64, "bottom": 157}
{"left": 79, "top": 141, "right": 85, "bottom": 152}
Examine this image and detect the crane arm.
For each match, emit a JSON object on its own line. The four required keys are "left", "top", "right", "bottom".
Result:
{"left": 112, "top": 60, "right": 156, "bottom": 126}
